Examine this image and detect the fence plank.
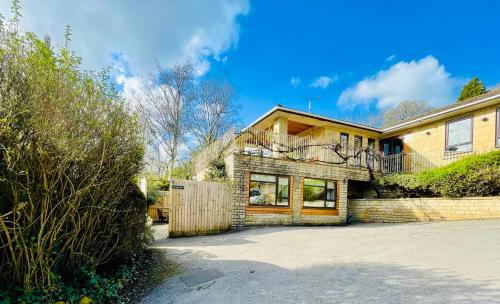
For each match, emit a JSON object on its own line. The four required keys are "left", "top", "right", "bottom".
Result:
{"left": 169, "top": 179, "right": 232, "bottom": 237}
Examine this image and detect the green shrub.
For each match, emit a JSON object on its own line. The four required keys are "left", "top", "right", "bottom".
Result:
{"left": 377, "top": 150, "right": 500, "bottom": 198}
{"left": 0, "top": 7, "right": 148, "bottom": 298}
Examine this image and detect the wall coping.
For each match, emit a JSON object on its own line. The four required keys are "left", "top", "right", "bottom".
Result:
{"left": 350, "top": 196, "right": 500, "bottom": 202}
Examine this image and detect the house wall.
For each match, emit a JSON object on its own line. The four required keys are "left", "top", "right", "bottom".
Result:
{"left": 382, "top": 104, "right": 499, "bottom": 165}
{"left": 231, "top": 153, "right": 376, "bottom": 229}
{"left": 291, "top": 120, "right": 380, "bottom": 151}
{"left": 350, "top": 197, "right": 500, "bottom": 223}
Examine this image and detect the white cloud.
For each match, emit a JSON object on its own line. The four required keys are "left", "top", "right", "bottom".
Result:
{"left": 0, "top": 0, "right": 250, "bottom": 75}
{"left": 290, "top": 77, "right": 301, "bottom": 88}
{"left": 338, "top": 56, "right": 464, "bottom": 109}
{"left": 386, "top": 54, "right": 396, "bottom": 62}
{"left": 310, "top": 75, "right": 337, "bottom": 89}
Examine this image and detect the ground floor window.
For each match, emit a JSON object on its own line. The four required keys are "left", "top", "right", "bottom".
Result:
{"left": 303, "top": 178, "right": 336, "bottom": 208}
{"left": 249, "top": 173, "right": 290, "bottom": 206}
{"left": 446, "top": 116, "right": 472, "bottom": 152}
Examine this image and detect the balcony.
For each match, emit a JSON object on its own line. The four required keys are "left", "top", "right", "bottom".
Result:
{"left": 194, "top": 128, "right": 491, "bottom": 176}
{"left": 194, "top": 128, "right": 381, "bottom": 174}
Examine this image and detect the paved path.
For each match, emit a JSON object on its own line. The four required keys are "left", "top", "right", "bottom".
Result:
{"left": 142, "top": 220, "right": 500, "bottom": 304}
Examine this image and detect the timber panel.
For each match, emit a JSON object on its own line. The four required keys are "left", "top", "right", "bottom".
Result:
{"left": 169, "top": 179, "right": 232, "bottom": 237}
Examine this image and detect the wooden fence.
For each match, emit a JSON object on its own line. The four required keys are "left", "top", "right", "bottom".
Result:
{"left": 169, "top": 179, "right": 233, "bottom": 237}
{"left": 147, "top": 191, "right": 169, "bottom": 221}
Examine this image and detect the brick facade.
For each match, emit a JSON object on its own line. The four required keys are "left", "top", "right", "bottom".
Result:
{"left": 230, "top": 153, "right": 374, "bottom": 229}
{"left": 350, "top": 197, "right": 500, "bottom": 223}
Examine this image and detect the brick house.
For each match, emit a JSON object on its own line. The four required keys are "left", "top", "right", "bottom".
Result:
{"left": 194, "top": 89, "right": 500, "bottom": 229}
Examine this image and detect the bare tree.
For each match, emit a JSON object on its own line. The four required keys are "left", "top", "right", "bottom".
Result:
{"left": 137, "top": 64, "right": 195, "bottom": 180}
{"left": 382, "top": 100, "right": 433, "bottom": 126}
{"left": 190, "top": 79, "right": 239, "bottom": 147}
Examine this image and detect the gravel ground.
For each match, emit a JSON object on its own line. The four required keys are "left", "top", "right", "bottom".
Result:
{"left": 141, "top": 220, "right": 500, "bottom": 304}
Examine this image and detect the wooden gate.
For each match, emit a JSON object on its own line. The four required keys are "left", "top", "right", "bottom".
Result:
{"left": 169, "top": 179, "right": 232, "bottom": 237}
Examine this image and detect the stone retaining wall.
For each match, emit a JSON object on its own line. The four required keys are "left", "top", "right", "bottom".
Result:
{"left": 349, "top": 197, "right": 500, "bottom": 223}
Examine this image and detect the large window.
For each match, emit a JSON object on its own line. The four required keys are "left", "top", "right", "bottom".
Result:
{"left": 446, "top": 116, "right": 472, "bottom": 152}
{"left": 303, "top": 178, "right": 336, "bottom": 209}
{"left": 496, "top": 108, "right": 500, "bottom": 147}
{"left": 249, "top": 173, "right": 289, "bottom": 206}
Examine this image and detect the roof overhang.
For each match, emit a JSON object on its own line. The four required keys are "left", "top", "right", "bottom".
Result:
{"left": 243, "top": 106, "right": 382, "bottom": 133}
{"left": 243, "top": 92, "right": 500, "bottom": 136}
{"left": 381, "top": 93, "right": 500, "bottom": 136}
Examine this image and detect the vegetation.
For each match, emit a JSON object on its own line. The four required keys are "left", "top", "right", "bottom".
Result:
{"left": 457, "top": 77, "right": 487, "bottom": 102}
{"left": 204, "top": 158, "right": 228, "bottom": 182}
{"left": 0, "top": 6, "right": 150, "bottom": 303}
{"left": 135, "top": 64, "right": 238, "bottom": 180}
{"left": 377, "top": 150, "right": 500, "bottom": 198}
{"left": 382, "top": 101, "right": 433, "bottom": 126}
{"left": 366, "top": 100, "right": 433, "bottom": 128}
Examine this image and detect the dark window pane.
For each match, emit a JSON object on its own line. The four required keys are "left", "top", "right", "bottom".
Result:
{"left": 326, "top": 188, "right": 336, "bottom": 201}
{"left": 368, "top": 138, "right": 375, "bottom": 150}
{"left": 277, "top": 177, "right": 289, "bottom": 206}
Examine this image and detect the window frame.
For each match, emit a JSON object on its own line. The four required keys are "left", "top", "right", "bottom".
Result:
{"left": 496, "top": 108, "right": 500, "bottom": 148}
{"left": 445, "top": 115, "right": 473, "bottom": 152}
{"left": 302, "top": 178, "right": 337, "bottom": 209}
{"left": 248, "top": 173, "right": 290, "bottom": 207}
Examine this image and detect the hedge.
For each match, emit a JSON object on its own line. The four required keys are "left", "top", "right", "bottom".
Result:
{"left": 377, "top": 150, "right": 500, "bottom": 198}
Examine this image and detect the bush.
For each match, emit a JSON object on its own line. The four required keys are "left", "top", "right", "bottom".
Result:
{"left": 0, "top": 9, "right": 148, "bottom": 300}
{"left": 377, "top": 150, "right": 500, "bottom": 198}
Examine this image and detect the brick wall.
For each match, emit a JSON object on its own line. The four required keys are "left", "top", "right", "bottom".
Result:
{"left": 231, "top": 154, "right": 375, "bottom": 229}
{"left": 349, "top": 197, "right": 500, "bottom": 223}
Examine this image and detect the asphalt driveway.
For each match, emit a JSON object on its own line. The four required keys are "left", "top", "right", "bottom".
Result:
{"left": 142, "top": 220, "right": 500, "bottom": 304}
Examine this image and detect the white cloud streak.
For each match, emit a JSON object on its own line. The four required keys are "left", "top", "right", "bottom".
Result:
{"left": 290, "top": 77, "right": 301, "bottom": 88}
{"left": 338, "top": 56, "right": 464, "bottom": 109}
{"left": 0, "top": 0, "right": 250, "bottom": 75}
{"left": 310, "top": 76, "right": 337, "bottom": 89}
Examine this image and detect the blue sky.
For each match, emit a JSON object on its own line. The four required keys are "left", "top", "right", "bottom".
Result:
{"left": 2, "top": 0, "right": 499, "bottom": 126}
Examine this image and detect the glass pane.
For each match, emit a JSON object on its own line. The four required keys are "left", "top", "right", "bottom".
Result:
{"left": 452, "top": 143, "right": 472, "bottom": 152}
{"left": 304, "top": 178, "right": 325, "bottom": 187}
{"left": 326, "top": 188, "right": 336, "bottom": 201}
{"left": 250, "top": 173, "right": 275, "bottom": 183}
{"left": 340, "top": 133, "right": 349, "bottom": 151}
{"left": 277, "top": 177, "right": 289, "bottom": 206}
{"left": 249, "top": 181, "right": 276, "bottom": 206}
{"left": 383, "top": 143, "right": 390, "bottom": 155}
{"left": 303, "top": 185, "right": 325, "bottom": 207}
{"left": 447, "top": 118, "right": 471, "bottom": 147}
{"left": 368, "top": 139, "right": 375, "bottom": 150}
{"left": 325, "top": 200, "right": 336, "bottom": 208}
{"left": 354, "top": 136, "right": 362, "bottom": 149}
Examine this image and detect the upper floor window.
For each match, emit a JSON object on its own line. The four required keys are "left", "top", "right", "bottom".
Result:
{"left": 446, "top": 116, "right": 472, "bottom": 152}
{"left": 340, "top": 133, "right": 349, "bottom": 153}
{"left": 496, "top": 108, "right": 500, "bottom": 147}
{"left": 249, "top": 173, "right": 289, "bottom": 207}
{"left": 367, "top": 138, "right": 375, "bottom": 150}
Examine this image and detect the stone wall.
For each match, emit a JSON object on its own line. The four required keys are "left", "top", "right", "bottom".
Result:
{"left": 349, "top": 197, "right": 500, "bottom": 223}
{"left": 231, "top": 154, "right": 376, "bottom": 229}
